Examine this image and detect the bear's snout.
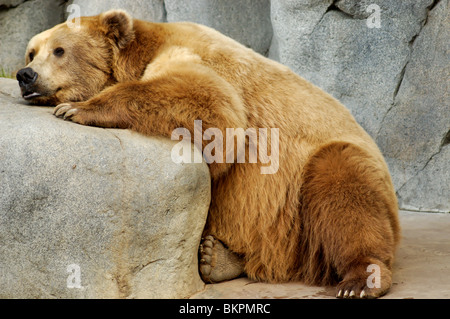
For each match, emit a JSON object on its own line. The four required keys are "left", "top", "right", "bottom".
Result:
{"left": 17, "top": 67, "right": 38, "bottom": 87}
{"left": 16, "top": 67, "right": 42, "bottom": 100}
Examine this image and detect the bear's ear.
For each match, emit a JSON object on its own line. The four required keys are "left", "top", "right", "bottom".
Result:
{"left": 99, "top": 9, "right": 134, "bottom": 49}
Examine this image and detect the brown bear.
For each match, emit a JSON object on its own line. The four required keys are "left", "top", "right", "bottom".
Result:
{"left": 17, "top": 9, "right": 400, "bottom": 298}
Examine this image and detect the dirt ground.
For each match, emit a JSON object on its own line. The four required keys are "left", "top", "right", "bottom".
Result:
{"left": 191, "top": 211, "right": 450, "bottom": 299}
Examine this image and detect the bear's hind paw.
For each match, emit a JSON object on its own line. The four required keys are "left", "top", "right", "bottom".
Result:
{"left": 199, "top": 235, "right": 245, "bottom": 283}
{"left": 336, "top": 278, "right": 375, "bottom": 299}
{"left": 336, "top": 261, "right": 392, "bottom": 299}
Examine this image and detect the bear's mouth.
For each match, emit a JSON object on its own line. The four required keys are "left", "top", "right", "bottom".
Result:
{"left": 23, "top": 91, "right": 42, "bottom": 100}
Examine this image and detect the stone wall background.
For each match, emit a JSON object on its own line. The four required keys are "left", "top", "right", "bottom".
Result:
{"left": 0, "top": 0, "right": 448, "bottom": 213}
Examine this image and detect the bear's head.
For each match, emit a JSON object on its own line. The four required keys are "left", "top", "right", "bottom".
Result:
{"left": 16, "top": 10, "right": 134, "bottom": 105}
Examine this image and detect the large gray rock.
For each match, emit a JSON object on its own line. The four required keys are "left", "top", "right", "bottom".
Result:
{"left": 269, "top": 0, "right": 449, "bottom": 213}
{"left": 0, "top": 0, "right": 65, "bottom": 74}
{"left": 0, "top": 0, "right": 25, "bottom": 8}
{"left": 269, "top": 0, "right": 433, "bottom": 137}
{"left": 165, "top": 0, "right": 272, "bottom": 55}
{"left": 376, "top": 0, "right": 449, "bottom": 213}
{"left": 66, "top": 0, "right": 166, "bottom": 22}
{"left": 0, "top": 78, "right": 211, "bottom": 298}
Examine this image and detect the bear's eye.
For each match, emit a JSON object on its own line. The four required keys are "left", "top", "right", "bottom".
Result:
{"left": 29, "top": 52, "right": 34, "bottom": 62}
{"left": 53, "top": 47, "right": 65, "bottom": 57}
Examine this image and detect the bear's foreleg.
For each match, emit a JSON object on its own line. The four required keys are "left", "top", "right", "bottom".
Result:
{"left": 54, "top": 65, "right": 248, "bottom": 178}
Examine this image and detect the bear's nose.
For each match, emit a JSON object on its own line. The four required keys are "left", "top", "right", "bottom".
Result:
{"left": 17, "top": 68, "right": 38, "bottom": 86}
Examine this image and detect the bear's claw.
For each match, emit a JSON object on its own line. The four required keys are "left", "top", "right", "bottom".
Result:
{"left": 54, "top": 103, "right": 78, "bottom": 119}
{"left": 336, "top": 278, "right": 382, "bottom": 299}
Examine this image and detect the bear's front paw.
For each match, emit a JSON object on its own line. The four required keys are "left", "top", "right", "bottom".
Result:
{"left": 53, "top": 102, "right": 89, "bottom": 125}
{"left": 54, "top": 103, "right": 79, "bottom": 120}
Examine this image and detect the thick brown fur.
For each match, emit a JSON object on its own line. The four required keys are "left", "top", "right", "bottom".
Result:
{"left": 21, "top": 10, "right": 400, "bottom": 298}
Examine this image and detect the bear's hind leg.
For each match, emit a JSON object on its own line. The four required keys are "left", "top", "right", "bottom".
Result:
{"left": 301, "top": 142, "right": 400, "bottom": 299}
{"left": 199, "top": 235, "right": 245, "bottom": 283}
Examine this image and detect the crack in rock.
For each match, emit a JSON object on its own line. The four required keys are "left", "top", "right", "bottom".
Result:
{"left": 383, "top": 0, "right": 447, "bottom": 211}
{"left": 376, "top": 0, "right": 440, "bottom": 140}
{"left": 396, "top": 141, "right": 446, "bottom": 199}
{"left": 334, "top": 0, "right": 375, "bottom": 19}
{"left": 441, "top": 130, "right": 450, "bottom": 147}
